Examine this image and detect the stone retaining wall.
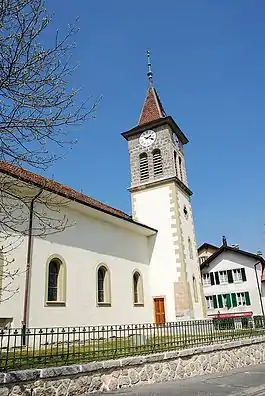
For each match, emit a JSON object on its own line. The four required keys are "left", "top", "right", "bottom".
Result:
{"left": 1, "top": 336, "right": 265, "bottom": 395}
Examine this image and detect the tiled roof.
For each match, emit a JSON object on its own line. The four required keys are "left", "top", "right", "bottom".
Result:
{"left": 198, "top": 242, "right": 219, "bottom": 252}
{"left": 138, "top": 86, "right": 167, "bottom": 125}
{"left": 0, "top": 161, "right": 131, "bottom": 221}
{"left": 200, "top": 245, "right": 265, "bottom": 269}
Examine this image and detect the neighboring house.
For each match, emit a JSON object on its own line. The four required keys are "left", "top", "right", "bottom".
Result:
{"left": 200, "top": 238, "right": 265, "bottom": 328}
{"left": 198, "top": 243, "right": 219, "bottom": 265}
{"left": 0, "top": 61, "right": 205, "bottom": 329}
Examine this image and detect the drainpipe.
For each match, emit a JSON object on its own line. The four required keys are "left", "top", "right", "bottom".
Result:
{"left": 22, "top": 189, "right": 43, "bottom": 345}
{"left": 254, "top": 261, "right": 265, "bottom": 326}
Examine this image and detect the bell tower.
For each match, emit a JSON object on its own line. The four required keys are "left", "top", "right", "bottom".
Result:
{"left": 122, "top": 52, "right": 206, "bottom": 320}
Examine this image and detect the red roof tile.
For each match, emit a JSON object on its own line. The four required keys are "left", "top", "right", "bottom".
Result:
{"left": 0, "top": 161, "right": 131, "bottom": 220}
{"left": 138, "top": 86, "right": 167, "bottom": 125}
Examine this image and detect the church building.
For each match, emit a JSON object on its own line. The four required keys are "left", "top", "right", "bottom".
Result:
{"left": 0, "top": 53, "right": 205, "bottom": 329}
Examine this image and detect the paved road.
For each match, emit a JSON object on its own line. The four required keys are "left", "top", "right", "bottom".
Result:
{"left": 102, "top": 363, "right": 265, "bottom": 395}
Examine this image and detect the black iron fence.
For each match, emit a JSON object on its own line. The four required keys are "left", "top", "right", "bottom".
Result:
{"left": 1, "top": 318, "right": 265, "bottom": 372}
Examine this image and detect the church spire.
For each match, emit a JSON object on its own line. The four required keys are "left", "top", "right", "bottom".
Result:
{"left": 138, "top": 50, "right": 167, "bottom": 126}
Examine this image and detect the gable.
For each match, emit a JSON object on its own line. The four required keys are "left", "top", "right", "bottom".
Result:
{"left": 201, "top": 250, "right": 258, "bottom": 274}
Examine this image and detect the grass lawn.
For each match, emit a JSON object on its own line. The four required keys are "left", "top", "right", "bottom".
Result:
{"left": 1, "top": 326, "right": 265, "bottom": 371}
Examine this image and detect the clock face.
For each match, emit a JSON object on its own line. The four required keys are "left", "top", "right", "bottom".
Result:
{"left": 139, "top": 130, "right": 156, "bottom": 148}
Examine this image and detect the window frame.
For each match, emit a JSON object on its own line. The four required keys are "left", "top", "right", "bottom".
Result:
{"left": 188, "top": 237, "right": 194, "bottom": 259}
{"left": 236, "top": 292, "right": 246, "bottom": 306}
{"left": 178, "top": 156, "right": 183, "bottom": 181}
{"left": 202, "top": 273, "right": 211, "bottom": 286}
{"left": 45, "top": 256, "right": 66, "bottom": 306}
{"left": 199, "top": 256, "right": 207, "bottom": 265}
{"left": 219, "top": 270, "right": 228, "bottom": 284}
{"left": 174, "top": 151, "right": 178, "bottom": 177}
{"left": 233, "top": 268, "right": 243, "bottom": 283}
{"left": 139, "top": 152, "right": 149, "bottom": 181}
{"left": 193, "top": 275, "right": 198, "bottom": 303}
{"left": 96, "top": 264, "right": 111, "bottom": 306}
{"left": 132, "top": 270, "right": 144, "bottom": 307}
{"left": 152, "top": 148, "right": 163, "bottom": 177}
{"left": 205, "top": 296, "right": 214, "bottom": 310}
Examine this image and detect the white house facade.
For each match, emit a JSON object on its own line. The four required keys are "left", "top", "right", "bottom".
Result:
{"left": 0, "top": 58, "right": 205, "bottom": 330}
{"left": 200, "top": 239, "right": 265, "bottom": 328}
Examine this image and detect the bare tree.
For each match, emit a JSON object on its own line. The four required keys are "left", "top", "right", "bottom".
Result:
{"left": 0, "top": 0, "right": 97, "bottom": 303}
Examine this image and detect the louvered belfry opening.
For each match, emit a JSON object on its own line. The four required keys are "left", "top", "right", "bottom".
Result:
{"left": 153, "top": 149, "right": 163, "bottom": 176}
{"left": 178, "top": 156, "right": 183, "bottom": 181}
{"left": 139, "top": 153, "right": 149, "bottom": 181}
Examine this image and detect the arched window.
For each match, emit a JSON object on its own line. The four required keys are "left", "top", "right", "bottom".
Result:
{"left": 174, "top": 151, "right": 178, "bottom": 177}
{"left": 178, "top": 157, "right": 183, "bottom": 181}
{"left": 47, "top": 258, "right": 66, "bottom": 303}
{"left": 153, "top": 149, "right": 163, "bottom": 176}
{"left": 133, "top": 271, "right": 144, "bottom": 305}
{"left": 97, "top": 265, "right": 111, "bottom": 305}
{"left": 188, "top": 237, "right": 193, "bottom": 260}
{"left": 139, "top": 153, "right": 149, "bottom": 181}
{"left": 193, "top": 275, "right": 198, "bottom": 303}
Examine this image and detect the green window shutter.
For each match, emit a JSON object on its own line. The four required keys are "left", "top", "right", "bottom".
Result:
{"left": 227, "top": 270, "right": 233, "bottom": 283}
{"left": 217, "top": 295, "right": 223, "bottom": 308}
{"left": 241, "top": 268, "right": 247, "bottom": 282}
{"left": 210, "top": 272, "right": 215, "bottom": 285}
{"left": 215, "top": 272, "right": 220, "bottom": 285}
{"left": 226, "top": 294, "right": 232, "bottom": 309}
{"left": 231, "top": 293, "right": 237, "bottom": 307}
{"left": 213, "top": 295, "right": 218, "bottom": 309}
{"left": 245, "top": 292, "right": 251, "bottom": 306}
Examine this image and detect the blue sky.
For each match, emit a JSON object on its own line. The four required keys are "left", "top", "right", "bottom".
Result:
{"left": 44, "top": 0, "right": 265, "bottom": 253}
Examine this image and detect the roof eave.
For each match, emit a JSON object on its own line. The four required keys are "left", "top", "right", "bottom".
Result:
{"left": 122, "top": 116, "right": 189, "bottom": 144}
{"left": 200, "top": 246, "right": 265, "bottom": 270}
{"left": 198, "top": 242, "right": 219, "bottom": 252}
{"left": 0, "top": 166, "right": 158, "bottom": 236}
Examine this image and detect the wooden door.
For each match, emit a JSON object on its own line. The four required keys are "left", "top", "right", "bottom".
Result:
{"left": 154, "top": 297, "right": 166, "bottom": 324}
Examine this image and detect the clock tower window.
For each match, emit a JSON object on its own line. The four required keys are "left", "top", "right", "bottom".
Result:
{"left": 139, "top": 152, "right": 149, "bottom": 181}
{"left": 178, "top": 157, "right": 183, "bottom": 181}
{"left": 174, "top": 151, "right": 178, "bottom": 177}
{"left": 153, "top": 149, "right": 163, "bottom": 176}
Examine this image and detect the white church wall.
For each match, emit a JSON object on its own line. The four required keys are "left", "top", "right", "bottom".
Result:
{"left": 0, "top": 235, "right": 28, "bottom": 328}
{"left": 0, "top": 201, "right": 153, "bottom": 329}
{"left": 132, "top": 185, "right": 179, "bottom": 322}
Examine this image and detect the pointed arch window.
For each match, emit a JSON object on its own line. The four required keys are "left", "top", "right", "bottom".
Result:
{"left": 188, "top": 237, "right": 193, "bottom": 260}
{"left": 178, "top": 157, "right": 183, "bottom": 181}
{"left": 139, "top": 153, "right": 149, "bottom": 181}
{"left": 97, "top": 265, "right": 111, "bottom": 305}
{"left": 133, "top": 270, "right": 144, "bottom": 305}
{"left": 46, "top": 257, "right": 66, "bottom": 304}
{"left": 153, "top": 149, "right": 163, "bottom": 176}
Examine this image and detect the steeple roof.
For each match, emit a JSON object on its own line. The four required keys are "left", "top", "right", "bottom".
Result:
{"left": 138, "top": 86, "right": 167, "bottom": 125}
{"left": 138, "top": 51, "right": 166, "bottom": 126}
{"left": 122, "top": 51, "right": 188, "bottom": 147}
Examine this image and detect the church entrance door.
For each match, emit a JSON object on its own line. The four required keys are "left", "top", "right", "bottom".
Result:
{"left": 154, "top": 297, "right": 166, "bottom": 324}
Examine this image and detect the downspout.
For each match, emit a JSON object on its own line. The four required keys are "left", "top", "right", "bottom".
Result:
{"left": 22, "top": 189, "right": 43, "bottom": 345}
{"left": 254, "top": 261, "right": 265, "bottom": 326}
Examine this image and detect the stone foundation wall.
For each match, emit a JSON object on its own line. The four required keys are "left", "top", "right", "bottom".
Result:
{"left": 1, "top": 337, "right": 265, "bottom": 395}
